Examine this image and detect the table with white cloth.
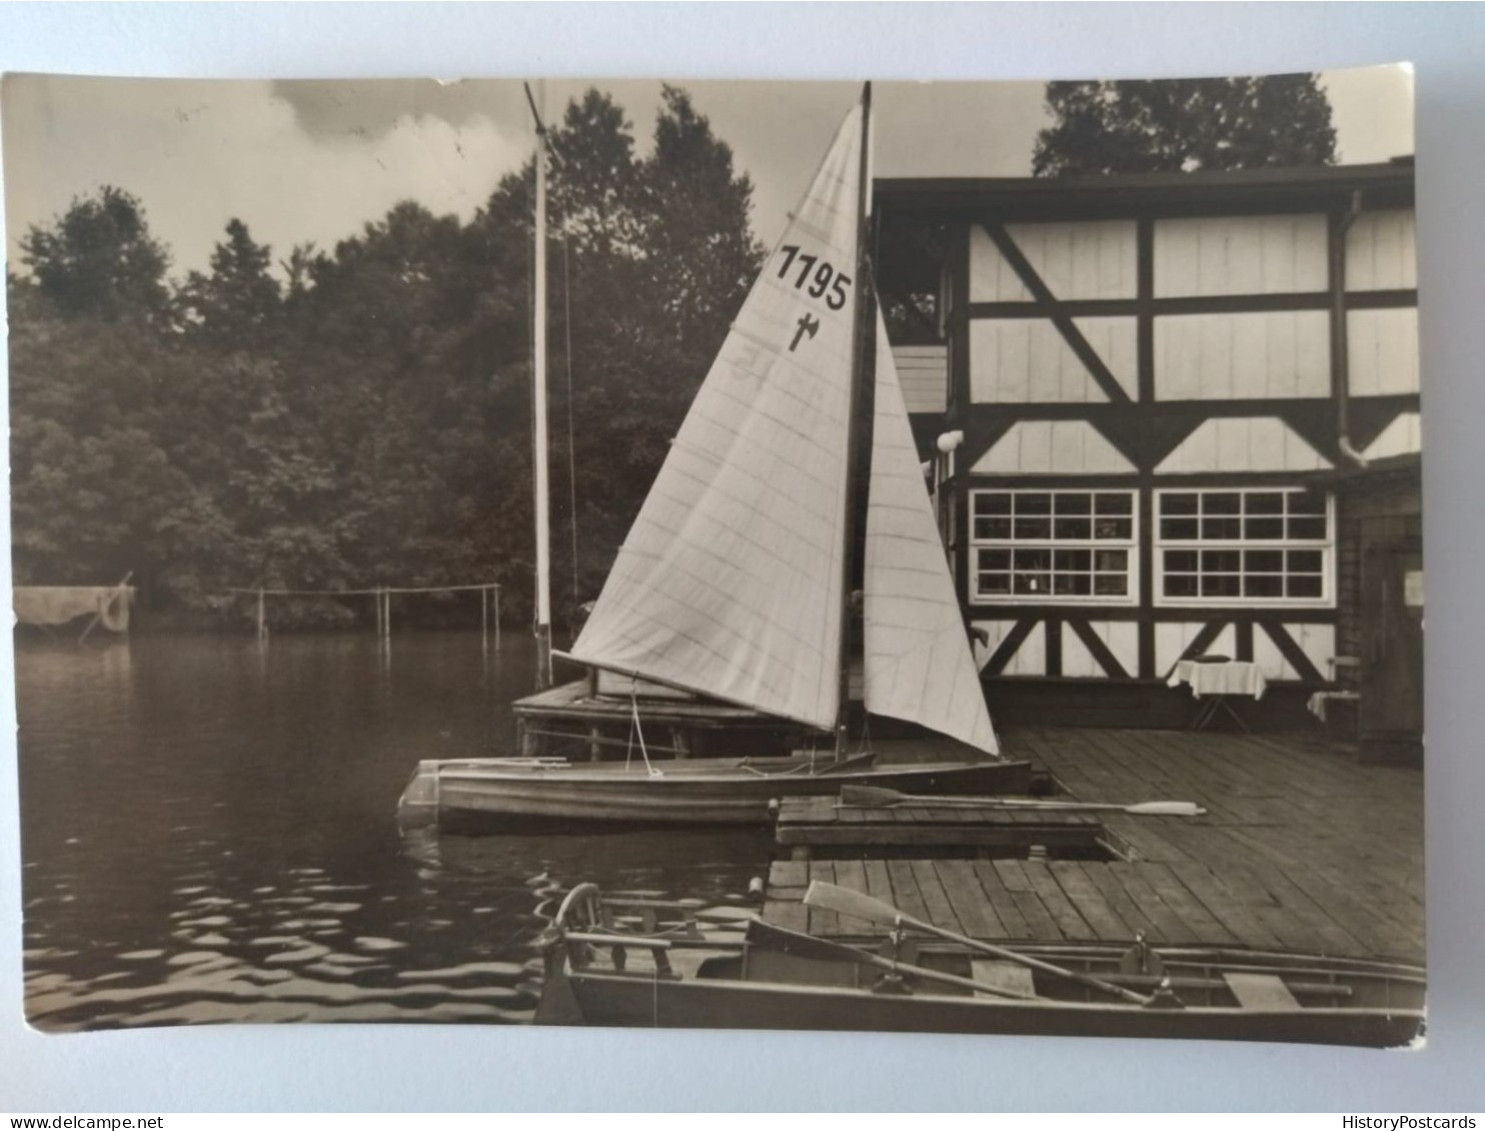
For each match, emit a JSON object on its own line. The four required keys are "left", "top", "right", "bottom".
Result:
{"left": 1166, "top": 659, "right": 1268, "bottom": 731}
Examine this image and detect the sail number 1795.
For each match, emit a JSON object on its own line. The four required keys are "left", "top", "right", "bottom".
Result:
{"left": 776, "top": 245, "right": 852, "bottom": 311}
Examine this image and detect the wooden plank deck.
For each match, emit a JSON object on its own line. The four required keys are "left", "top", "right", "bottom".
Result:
{"left": 775, "top": 793, "right": 1103, "bottom": 856}
{"left": 763, "top": 726, "right": 1424, "bottom": 963}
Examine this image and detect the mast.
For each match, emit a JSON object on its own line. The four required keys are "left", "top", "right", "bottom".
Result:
{"left": 835, "top": 81, "right": 873, "bottom": 758}
{"left": 526, "top": 80, "right": 554, "bottom": 689}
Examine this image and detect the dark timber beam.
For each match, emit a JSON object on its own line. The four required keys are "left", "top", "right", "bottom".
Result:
{"left": 982, "top": 223, "right": 1133, "bottom": 405}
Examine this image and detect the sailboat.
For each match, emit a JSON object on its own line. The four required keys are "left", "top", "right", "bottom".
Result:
{"left": 397, "top": 86, "right": 1029, "bottom": 829}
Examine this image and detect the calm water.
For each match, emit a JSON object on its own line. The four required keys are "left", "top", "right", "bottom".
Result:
{"left": 16, "top": 632, "right": 770, "bottom": 1030}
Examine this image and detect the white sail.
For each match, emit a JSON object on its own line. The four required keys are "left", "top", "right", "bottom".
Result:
{"left": 864, "top": 312, "right": 1000, "bottom": 755}
{"left": 569, "top": 101, "right": 864, "bottom": 730}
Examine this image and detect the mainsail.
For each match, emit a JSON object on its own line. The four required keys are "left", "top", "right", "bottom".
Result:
{"left": 864, "top": 312, "right": 1000, "bottom": 755}
{"left": 569, "top": 101, "right": 865, "bottom": 730}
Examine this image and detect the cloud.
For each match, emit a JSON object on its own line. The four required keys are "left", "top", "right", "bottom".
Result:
{"left": 4, "top": 70, "right": 1412, "bottom": 287}
{"left": 4, "top": 76, "right": 531, "bottom": 278}
{"left": 269, "top": 78, "right": 534, "bottom": 143}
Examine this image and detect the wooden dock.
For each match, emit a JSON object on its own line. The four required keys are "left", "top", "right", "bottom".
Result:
{"left": 776, "top": 795, "right": 1110, "bottom": 858}
{"left": 763, "top": 726, "right": 1424, "bottom": 964}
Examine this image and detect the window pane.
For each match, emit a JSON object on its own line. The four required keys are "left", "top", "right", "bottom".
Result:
{"left": 1153, "top": 490, "right": 1333, "bottom": 605}
{"left": 974, "top": 517, "right": 1012, "bottom": 540}
{"left": 1202, "top": 574, "right": 1241, "bottom": 597}
{"left": 1015, "top": 517, "right": 1051, "bottom": 540}
{"left": 969, "top": 490, "right": 1135, "bottom": 601}
{"left": 1290, "top": 490, "right": 1328, "bottom": 515}
{"left": 1054, "top": 573, "right": 1092, "bottom": 596}
{"left": 1013, "top": 572, "right": 1049, "bottom": 596}
{"left": 1245, "top": 575, "right": 1284, "bottom": 598}
{"left": 1165, "top": 574, "right": 1199, "bottom": 597}
{"left": 1015, "top": 549, "right": 1051, "bottom": 571}
{"left": 1244, "top": 517, "right": 1284, "bottom": 539}
{"left": 1053, "top": 517, "right": 1092, "bottom": 540}
{"left": 1202, "top": 517, "right": 1241, "bottom": 539}
{"left": 1288, "top": 517, "right": 1327, "bottom": 540}
{"left": 1288, "top": 575, "right": 1323, "bottom": 598}
{"left": 1202, "top": 549, "right": 1241, "bottom": 572}
{"left": 1162, "top": 518, "right": 1199, "bottom": 540}
{"left": 978, "top": 573, "right": 1011, "bottom": 595}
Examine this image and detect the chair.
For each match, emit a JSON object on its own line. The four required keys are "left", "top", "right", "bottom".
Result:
{"left": 1307, "top": 656, "right": 1361, "bottom": 740}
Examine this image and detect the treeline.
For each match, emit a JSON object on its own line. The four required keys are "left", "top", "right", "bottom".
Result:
{"left": 8, "top": 87, "right": 763, "bottom": 628}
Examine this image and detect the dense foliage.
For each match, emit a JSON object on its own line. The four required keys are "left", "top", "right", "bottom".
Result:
{"left": 9, "top": 86, "right": 763, "bottom": 629}
{"left": 1033, "top": 75, "right": 1337, "bottom": 177}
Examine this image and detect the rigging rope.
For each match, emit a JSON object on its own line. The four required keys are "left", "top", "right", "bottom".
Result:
{"left": 629, "top": 680, "right": 663, "bottom": 778}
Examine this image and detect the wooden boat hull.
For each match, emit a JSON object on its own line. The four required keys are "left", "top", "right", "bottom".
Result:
{"left": 539, "top": 885, "right": 1426, "bottom": 1047}
{"left": 557, "top": 963, "right": 1424, "bottom": 1047}
{"left": 397, "top": 756, "right": 1031, "bottom": 830}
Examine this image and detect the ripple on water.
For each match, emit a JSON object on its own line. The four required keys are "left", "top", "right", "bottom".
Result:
{"left": 18, "top": 634, "right": 768, "bottom": 1031}
{"left": 167, "top": 951, "right": 227, "bottom": 967}
{"left": 353, "top": 937, "right": 407, "bottom": 952}
{"left": 264, "top": 943, "right": 331, "bottom": 965}
{"left": 393, "top": 961, "right": 526, "bottom": 982}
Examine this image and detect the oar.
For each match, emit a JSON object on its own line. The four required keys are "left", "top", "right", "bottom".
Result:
{"left": 746, "top": 919, "right": 1036, "bottom": 1001}
{"left": 803, "top": 881, "right": 1166, "bottom": 1007}
{"left": 839, "top": 784, "right": 1206, "bottom": 818}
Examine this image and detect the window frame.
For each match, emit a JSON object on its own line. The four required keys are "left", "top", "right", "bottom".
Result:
{"left": 1153, "top": 486, "right": 1335, "bottom": 609}
{"left": 967, "top": 487, "right": 1141, "bottom": 607}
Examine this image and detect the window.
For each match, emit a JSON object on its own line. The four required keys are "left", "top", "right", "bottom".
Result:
{"left": 1156, "top": 488, "right": 1332, "bottom": 605}
{"left": 970, "top": 489, "right": 1137, "bottom": 603}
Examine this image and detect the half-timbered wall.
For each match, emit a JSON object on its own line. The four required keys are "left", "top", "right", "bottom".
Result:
{"left": 893, "top": 183, "right": 1420, "bottom": 699}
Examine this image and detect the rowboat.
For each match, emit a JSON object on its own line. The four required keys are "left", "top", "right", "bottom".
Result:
{"left": 539, "top": 882, "right": 1427, "bottom": 1048}
{"left": 398, "top": 755, "right": 1027, "bottom": 830}
{"left": 399, "top": 84, "right": 1025, "bottom": 829}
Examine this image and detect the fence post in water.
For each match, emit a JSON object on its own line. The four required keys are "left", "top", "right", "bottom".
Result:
{"left": 481, "top": 585, "right": 488, "bottom": 651}
{"left": 494, "top": 584, "right": 501, "bottom": 651}
{"left": 257, "top": 588, "right": 266, "bottom": 642}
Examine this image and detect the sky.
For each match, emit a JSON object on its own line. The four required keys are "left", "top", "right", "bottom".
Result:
{"left": 2, "top": 66, "right": 1414, "bottom": 280}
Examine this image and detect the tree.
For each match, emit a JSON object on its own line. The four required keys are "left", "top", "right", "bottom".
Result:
{"left": 445, "top": 86, "right": 765, "bottom": 618}
{"left": 19, "top": 186, "right": 174, "bottom": 322}
{"left": 179, "top": 219, "right": 282, "bottom": 348}
{"left": 642, "top": 86, "right": 763, "bottom": 357}
{"left": 1032, "top": 75, "right": 1337, "bottom": 177}
{"left": 6, "top": 84, "right": 765, "bottom": 626}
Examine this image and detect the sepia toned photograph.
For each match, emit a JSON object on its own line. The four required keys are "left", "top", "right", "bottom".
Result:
{"left": 5, "top": 66, "right": 1423, "bottom": 1046}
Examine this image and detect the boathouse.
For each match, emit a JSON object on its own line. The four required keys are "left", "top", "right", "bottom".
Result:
{"left": 874, "top": 160, "right": 1420, "bottom": 757}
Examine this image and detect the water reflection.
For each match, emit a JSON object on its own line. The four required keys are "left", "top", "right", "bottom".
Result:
{"left": 17, "top": 632, "right": 770, "bottom": 1030}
